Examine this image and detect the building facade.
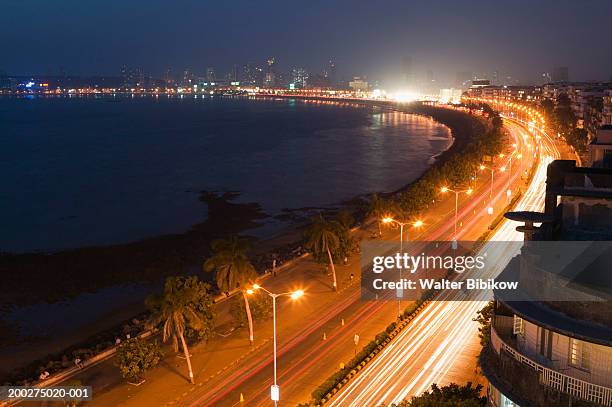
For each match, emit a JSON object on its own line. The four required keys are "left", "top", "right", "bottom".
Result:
{"left": 481, "top": 160, "right": 612, "bottom": 407}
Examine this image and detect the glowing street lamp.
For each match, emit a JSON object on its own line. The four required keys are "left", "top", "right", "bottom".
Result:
{"left": 248, "top": 285, "right": 304, "bottom": 406}
{"left": 382, "top": 217, "right": 423, "bottom": 252}
{"left": 479, "top": 164, "right": 496, "bottom": 198}
{"left": 440, "top": 187, "right": 472, "bottom": 239}
{"left": 382, "top": 217, "right": 423, "bottom": 317}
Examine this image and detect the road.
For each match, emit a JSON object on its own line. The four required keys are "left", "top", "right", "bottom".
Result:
{"left": 181, "top": 116, "right": 544, "bottom": 406}
{"left": 327, "top": 118, "right": 568, "bottom": 406}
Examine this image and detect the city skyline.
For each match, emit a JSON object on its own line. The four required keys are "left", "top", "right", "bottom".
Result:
{"left": 2, "top": 0, "right": 612, "bottom": 86}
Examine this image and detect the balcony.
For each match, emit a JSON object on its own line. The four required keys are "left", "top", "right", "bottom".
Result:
{"left": 483, "top": 326, "right": 612, "bottom": 406}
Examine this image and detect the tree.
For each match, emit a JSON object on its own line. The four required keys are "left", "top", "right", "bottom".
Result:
{"left": 567, "top": 128, "right": 589, "bottom": 153}
{"left": 304, "top": 214, "right": 341, "bottom": 291}
{"left": 366, "top": 193, "right": 389, "bottom": 236}
{"left": 230, "top": 289, "right": 272, "bottom": 327}
{"left": 167, "top": 276, "right": 216, "bottom": 342}
{"left": 336, "top": 209, "right": 355, "bottom": 231}
{"left": 473, "top": 301, "right": 495, "bottom": 347}
{"left": 554, "top": 93, "right": 577, "bottom": 135}
{"left": 146, "top": 277, "right": 204, "bottom": 384}
{"left": 334, "top": 210, "right": 357, "bottom": 261}
{"left": 114, "top": 337, "right": 163, "bottom": 384}
{"left": 541, "top": 98, "right": 555, "bottom": 121}
{"left": 491, "top": 115, "right": 503, "bottom": 130}
{"left": 203, "top": 236, "right": 258, "bottom": 345}
{"left": 391, "top": 382, "right": 486, "bottom": 406}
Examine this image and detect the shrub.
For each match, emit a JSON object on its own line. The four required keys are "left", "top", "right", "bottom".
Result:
{"left": 114, "top": 338, "right": 163, "bottom": 382}
{"left": 394, "top": 382, "right": 486, "bottom": 406}
{"left": 473, "top": 301, "right": 495, "bottom": 347}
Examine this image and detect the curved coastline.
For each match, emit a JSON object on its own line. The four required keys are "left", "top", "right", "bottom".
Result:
{"left": 0, "top": 99, "right": 464, "bottom": 307}
{"left": 0, "top": 100, "right": 485, "bottom": 383}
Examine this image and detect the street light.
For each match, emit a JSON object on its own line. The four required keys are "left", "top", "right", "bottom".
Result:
{"left": 381, "top": 217, "right": 423, "bottom": 317}
{"left": 248, "top": 285, "right": 304, "bottom": 406}
{"left": 479, "top": 164, "right": 496, "bottom": 198}
{"left": 440, "top": 186, "right": 472, "bottom": 239}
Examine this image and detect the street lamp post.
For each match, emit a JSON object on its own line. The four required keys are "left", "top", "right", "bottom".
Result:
{"left": 382, "top": 217, "right": 423, "bottom": 317}
{"left": 440, "top": 186, "right": 473, "bottom": 239}
{"left": 479, "top": 164, "right": 498, "bottom": 198}
{"left": 247, "top": 284, "right": 304, "bottom": 406}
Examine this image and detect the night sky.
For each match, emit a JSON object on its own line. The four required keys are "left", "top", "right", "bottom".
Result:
{"left": 2, "top": 0, "right": 611, "bottom": 86}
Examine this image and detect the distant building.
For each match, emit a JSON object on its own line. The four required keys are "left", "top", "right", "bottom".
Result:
{"left": 604, "top": 90, "right": 612, "bottom": 126}
{"left": 455, "top": 71, "right": 472, "bottom": 88}
{"left": 492, "top": 70, "right": 499, "bottom": 85}
{"left": 572, "top": 87, "right": 605, "bottom": 133}
{"left": 263, "top": 57, "right": 277, "bottom": 88}
{"left": 542, "top": 82, "right": 612, "bottom": 137}
{"left": 471, "top": 79, "right": 491, "bottom": 88}
{"left": 290, "top": 67, "right": 309, "bottom": 89}
{"left": 183, "top": 69, "right": 195, "bottom": 86}
{"left": 164, "top": 68, "right": 174, "bottom": 86}
{"left": 348, "top": 76, "right": 369, "bottom": 92}
{"left": 464, "top": 84, "right": 542, "bottom": 103}
{"left": 120, "top": 65, "right": 144, "bottom": 88}
{"left": 589, "top": 125, "right": 612, "bottom": 168}
{"left": 325, "top": 59, "right": 337, "bottom": 88}
{"left": 306, "top": 73, "right": 330, "bottom": 89}
{"left": 0, "top": 70, "right": 10, "bottom": 90}
{"left": 205, "top": 67, "right": 215, "bottom": 84}
{"left": 226, "top": 65, "right": 238, "bottom": 83}
{"left": 264, "top": 72, "right": 276, "bottom": 88}
{"left": 552, "top": 66, "right": 569, "bottom": 83}
{"left": 482, "top": 160, "right": 612, "bottom": 407}
{"left": 439, "top": 88, "right": 463, "bottom": 104}
{"left": 241, "top": 63, "right": 263, "bottom": 87}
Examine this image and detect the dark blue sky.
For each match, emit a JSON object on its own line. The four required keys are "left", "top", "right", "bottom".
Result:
{"left": 2, "top": 0, "right": 611, "bottom": 85}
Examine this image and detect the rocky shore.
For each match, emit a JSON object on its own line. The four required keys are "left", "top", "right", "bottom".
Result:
{"left": 0, "top": 100, "right": 486, "bottom": 383}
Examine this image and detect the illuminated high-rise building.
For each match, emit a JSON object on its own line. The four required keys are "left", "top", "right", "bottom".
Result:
{"left": 241, "top": 63, "right": 263, "bottom": 87}
{"left": 183, "top": 69, "right": 194, "bottom": 86}
{"left": 326, "top": 59, "right": 337, "bottom": 88}
{"left": 206, "top": 67, "right": 216, "bottom": 83}
{"left": 264, "top": 57, "right": 277, "bottom": 88}
{"left": 164, "top": 68, "right": 174, "bottom": 86}
{"left": 291, "top": 67, "right": 309, "bottom": 89}
{"left": 0, "top": 70, "right": 10, "bottom": 90}
{"left": 228, "top": 65, "right": 238, "bottom": 82}
{"left": 120, "top": 65, "right": 144, "bottom": 88}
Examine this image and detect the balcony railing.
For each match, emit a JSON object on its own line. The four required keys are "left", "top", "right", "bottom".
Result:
{"left": 491, "top": 327, "right": 612, "bottom": 406}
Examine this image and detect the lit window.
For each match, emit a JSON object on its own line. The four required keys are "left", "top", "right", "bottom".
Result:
{"left": 513, "top": 315, "right": 524, "bottom": 336}
{"left": 569, "top": 338, "right": 591, "bottom": 371}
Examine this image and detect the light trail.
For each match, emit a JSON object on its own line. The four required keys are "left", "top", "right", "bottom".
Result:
{"left": 329, "top": 118, "right": 564, "bottom": 406}
{"left": 186, "top": 116, "right": 562, "bottom": 407}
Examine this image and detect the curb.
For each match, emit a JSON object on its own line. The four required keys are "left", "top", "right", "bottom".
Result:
{"left": 315, "top": 295, "right": 435, "bottom": 406}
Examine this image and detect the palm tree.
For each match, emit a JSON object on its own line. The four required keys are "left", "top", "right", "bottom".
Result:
{"left": 146, "top": 277, "right": 202, "bottom": 384}
{"left": 203, "top": 236, "right": 257, "bottom": 345}
{"left": 366, "top": 193, "right": 387, "bottom": 236}
{"left": 305, "top": 214, "right": 341, "bottom": 291}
